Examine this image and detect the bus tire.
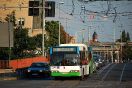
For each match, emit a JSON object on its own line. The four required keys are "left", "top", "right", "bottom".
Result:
{"left": 54, "top": 77, "right": 60, "bottom": 80}
{"left": 89, "top": 67, "right": 91, "bottom": 75}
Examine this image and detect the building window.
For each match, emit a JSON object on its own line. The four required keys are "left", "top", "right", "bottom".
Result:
{"left": 18, "top": 18, "right": 25, "bottom": 26}
{"left": 33, "top": 16, "right": 42, "bottom": 29}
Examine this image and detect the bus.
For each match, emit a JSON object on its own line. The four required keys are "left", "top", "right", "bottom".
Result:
{"left": 49, "top": 44, "right": 96, "bottom": 80}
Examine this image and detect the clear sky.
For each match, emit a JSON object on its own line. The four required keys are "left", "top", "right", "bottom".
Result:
{"left": 46, "top": 0, "right": 132, "bottom": 43}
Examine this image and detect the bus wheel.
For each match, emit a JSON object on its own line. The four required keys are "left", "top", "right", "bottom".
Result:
{"left": 89, "top": 67, "right": 91, "bottom": 75}
{"left": 54, "top": 77, "right": 60, "bottom": 80}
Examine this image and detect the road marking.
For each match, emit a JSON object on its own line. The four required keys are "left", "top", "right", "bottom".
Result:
{"left": 98, "top": 63, "right": 112, "bottom": 75}
{"left": 119, "top": 63, "right": 126, "bottom": 82}
{"left": 101, "top": 64, "right": 116, "bottom": 81}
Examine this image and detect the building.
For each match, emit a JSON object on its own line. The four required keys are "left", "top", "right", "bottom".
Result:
{"left": 0, "top": 0, "right": 44, "bottom": 37}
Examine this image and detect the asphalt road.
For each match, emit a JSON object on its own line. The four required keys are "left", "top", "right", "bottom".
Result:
{"left": 0, "top": 62, "right": 132, "bottom": 88}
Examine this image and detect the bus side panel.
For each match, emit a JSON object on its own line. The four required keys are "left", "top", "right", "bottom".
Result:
{"left": 80, "top": 65, "right": 89, "bottom": 76}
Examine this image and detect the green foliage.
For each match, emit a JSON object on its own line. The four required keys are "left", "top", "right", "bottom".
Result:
{"left": 116, "top": 30, "right": 131, "bottom": 42}
{"left": 11, "top": 27, "right": 36, "bottom": 59}
{"left": 122, "top": 43, "right": 132, "bottom": 60}
{"left": 45, "top": 21, "right": 59, "bottom": 47}
{"left": 32, "top": 34, "right": 42, "bottom": 48}
{"left": 0, "top": 47, "right": 9, "bottom": 60}
{"left": 0, "top": 12, "right": 72, "bottom": 60}
{"left": 116, "top": 30, "right": 132, "bottom": 61}
{"left": 126, "top": 32, "right": 130, "bottom": 42}
{"left": 5, "top": 10, "right": 16, "bottom": 26}
{"left": 35, "top": 20, "right": 72, "bottom": 51}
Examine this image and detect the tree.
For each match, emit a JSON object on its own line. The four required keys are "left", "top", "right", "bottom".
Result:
{"left": 46, "top": 21, "right": 72, "bottom": 45}
{"left": 0, "top": 12, "right": 72, "bottom": 60}
{"left": 126, "top": 32, "right": 130, "bottom": 42}
{"left": 116, "top": 30, "right": 131, "bottom": 42}
{"left": 34, "top": 21, "right": 72, "bottom": 52}
{"left": 116, "top": 30, "right": 132, "bottom": 61}
{"left": 121, "top": 30, "right": 126, "bottom": 42}
{"left": 5, "top": 10, "right": 16, "bottom": 26}
{"left": 12, "top": 27, "right": 37, "bottom": 58}
{"left": 45, "top": 21, "right": 59, "bottom": 47}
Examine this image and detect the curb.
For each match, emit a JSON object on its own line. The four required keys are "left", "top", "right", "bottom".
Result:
{"left": 1, "top": 77, "right": 17, "bottom": 80}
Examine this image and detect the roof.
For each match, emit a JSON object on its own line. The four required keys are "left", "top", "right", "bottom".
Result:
{"left": 60, "top": 44, "right": 88, "bottom": 51}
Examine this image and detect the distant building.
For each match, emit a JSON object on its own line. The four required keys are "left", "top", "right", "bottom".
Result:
{"left": 93, "top": 31, "right": 98, "bottom": 42}
{"left": 89, "top": 31, "right": 99, "bottom": 46}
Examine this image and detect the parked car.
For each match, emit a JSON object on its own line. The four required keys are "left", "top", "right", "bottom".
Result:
{"left": 26, "top": 62, "right": 50, "bottom": 78}
{"left": 93, "top": 54, "right": 102, "bottom": 69}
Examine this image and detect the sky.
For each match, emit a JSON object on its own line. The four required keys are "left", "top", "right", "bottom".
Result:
{"left": 46, "top": 0, "right": 132, "bottom": 43}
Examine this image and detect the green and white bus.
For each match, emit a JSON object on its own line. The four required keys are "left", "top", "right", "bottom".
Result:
{"left": 49, "top": 44, "right": 96, "bottom": 80}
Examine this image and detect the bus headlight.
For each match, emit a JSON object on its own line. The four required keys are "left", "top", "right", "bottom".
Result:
{"left": 27, "top": 70, "right": 31, "bottom": 72}
{"left": 39, "top": 70, "right": 43, "bottom": 72}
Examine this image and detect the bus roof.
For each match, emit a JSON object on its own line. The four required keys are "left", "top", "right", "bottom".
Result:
{"left": 60, "top": 44, "right": 88, "bottom": 51}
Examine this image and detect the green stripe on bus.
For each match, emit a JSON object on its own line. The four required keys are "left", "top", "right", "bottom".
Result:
{"left": 51, "top": 72, "right": 80, "bottom": 77}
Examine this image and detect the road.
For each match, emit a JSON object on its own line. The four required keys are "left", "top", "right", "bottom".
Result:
{"left": 0, "top": 62, "right": 132, "bottom": 88}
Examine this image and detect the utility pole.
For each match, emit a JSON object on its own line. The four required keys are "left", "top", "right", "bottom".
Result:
{"left": 120, "top": 30, "right": 123, "bottom": 63}
{"left": 88, "top": 26, "right": 91, "bottom": 46}
{"left": 112, "top": 23, "right": 116, "bottom": 63}
{"left": 82, "top": 29, "right": 85, "bottom": 43}
{"left": 42, "top": 0, "right": 45, "bottom": 57}
{"left": 119, "top": 24, "right": 123, "bottom": 63}
{"left": 8, "top": 16, "right": 11, "bottom": 68}
{"left": 58, "top": 1, "right": 64, "bottom": 45}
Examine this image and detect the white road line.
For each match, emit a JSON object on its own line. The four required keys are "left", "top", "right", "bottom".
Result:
{"left": 98, "top": 63, "right": 112, "bottom": 75}
{"left": 101, "top": 64, "right": 116, "bottom": 81}
{"left": 119, "top": 63, "right": 126, "bottom": 82}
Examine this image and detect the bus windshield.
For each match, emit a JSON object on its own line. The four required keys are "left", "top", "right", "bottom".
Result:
{"left": 51, "top": 53, "right": 80, "bottom": 66}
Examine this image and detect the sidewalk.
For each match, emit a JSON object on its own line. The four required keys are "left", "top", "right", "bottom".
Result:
{"left": 0, "top": 69, "right": 17, "bottom": 80}
{"left": 0, "top": 69, "right": 14, "bottom": 73}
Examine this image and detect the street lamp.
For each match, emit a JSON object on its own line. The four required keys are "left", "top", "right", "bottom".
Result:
{"left": 58, "top": 1, "right": 64, "bottom": 45}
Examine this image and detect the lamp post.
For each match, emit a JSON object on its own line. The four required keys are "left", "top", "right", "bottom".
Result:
{"left": 58, "top": 1, "right": 64, "bottom": 45}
